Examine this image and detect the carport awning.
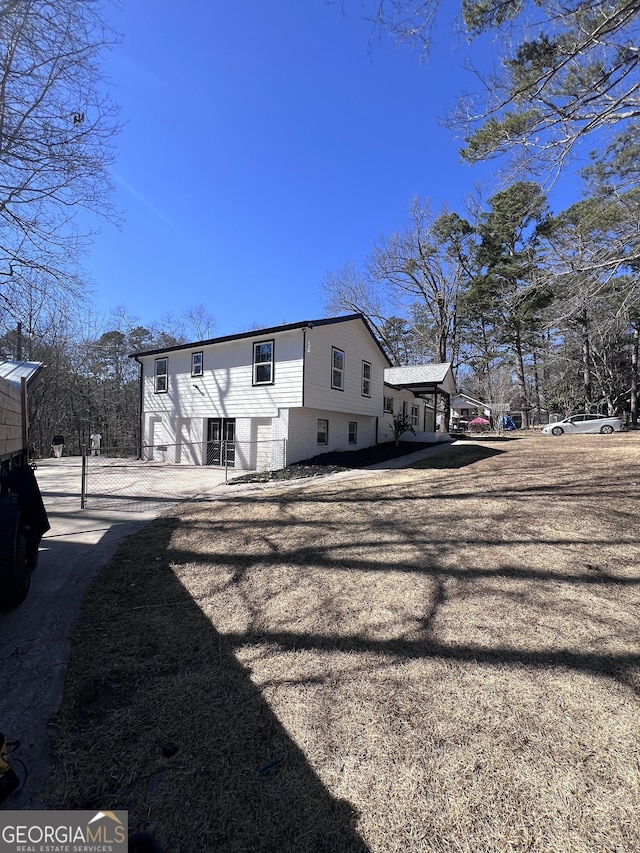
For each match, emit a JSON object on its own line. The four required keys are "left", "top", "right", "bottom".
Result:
{"left": 0, "top": 359, "right": 44, "bottom": 390}
{"left": 384, "top": 363, "right": 456, "bottom": 398}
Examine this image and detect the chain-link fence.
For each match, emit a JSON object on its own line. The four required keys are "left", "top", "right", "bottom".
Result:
{"left": 81, "top": 439, "right": 286, "bottom": 511}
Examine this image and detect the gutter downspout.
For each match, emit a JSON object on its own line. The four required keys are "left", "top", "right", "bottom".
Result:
{"left": 302, "top": 328, "right": 307, "bottom": 408}
{"left": 134, "top": 356, "right": 143, "bottom": 459}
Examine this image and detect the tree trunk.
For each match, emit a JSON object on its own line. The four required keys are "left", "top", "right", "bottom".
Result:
{"left": 631, "top": 322, "right": 639, "bottom": 427}
{"left": 513, "top": 323, "right": 529, "bottom": 428}
{"left": 580, "top": 310, "right": 592, "bottom": 411}
{"left": 532, "top": 347, "right": 542, "bottom": 425}
{"left": 437, "top": 295, "right": 448, "bottom": 363}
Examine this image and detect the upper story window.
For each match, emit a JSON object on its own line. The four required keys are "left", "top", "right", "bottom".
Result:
{"left": 383, "top": 396, "right": 394, "bottom": 414}
{"left": 410, "top": 404, "right": 420, "bottom": 429}
{"left": 253, "top": 340, "right": 274, "bottom": 384}
{"left": 191, "top": 352, "right": 203, "bottom": 377}
{"left": 362, "top": 361, "right": 371, "bottom": 397}
{"left": 154, "top": 358, "right": 168, "bottom": 393}
{"left": 331, "top": 347, "right": 344, "bottom": 390}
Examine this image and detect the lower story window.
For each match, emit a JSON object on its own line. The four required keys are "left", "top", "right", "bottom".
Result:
{"left": 348, "top": 421, "right": 357, "bottom": 444}
{"left": 317, "top": 418, "right": 329, "bottom": 445}
{"left": 411, "top": 404, "right": 419, "bottom": 429}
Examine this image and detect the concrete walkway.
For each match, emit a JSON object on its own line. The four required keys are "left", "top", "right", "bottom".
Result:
{"left": 0, "top": 442, "right": 455, "bottom": 810}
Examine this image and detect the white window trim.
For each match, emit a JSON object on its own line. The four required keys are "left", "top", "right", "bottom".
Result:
{"left": 348, "top": 421, "right": 357, "bottom": 444}
{"left": 383, "top": 396, "right": 394, "bottom": 414}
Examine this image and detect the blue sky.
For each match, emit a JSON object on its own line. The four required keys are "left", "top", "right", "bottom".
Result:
{"left": 87, "top": 1, "right": 581, "bottom": 337}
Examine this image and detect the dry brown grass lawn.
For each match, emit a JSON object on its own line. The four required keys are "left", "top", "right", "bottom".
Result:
{"left": 47, "top": 433, "right": 640, "bottom": 852}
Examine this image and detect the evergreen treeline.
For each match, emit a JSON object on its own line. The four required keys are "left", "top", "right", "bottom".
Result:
{"left": 324, "top": 181, "right": 639, "bottom": 427}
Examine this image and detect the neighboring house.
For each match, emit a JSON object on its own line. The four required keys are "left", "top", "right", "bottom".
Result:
{"left": 451, "top": 393, "right": 492, "bottom": 429}
{"left": 130, "top": 314, "right": 456, "bottom": 470}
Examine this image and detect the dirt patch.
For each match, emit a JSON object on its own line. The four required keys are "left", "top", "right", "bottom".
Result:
{"left": 47, "top": 433, "right": 640, "bottom": 852}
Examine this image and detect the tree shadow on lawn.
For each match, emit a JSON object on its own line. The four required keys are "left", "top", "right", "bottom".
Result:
{"left": 159, "top": 473, "right": 640, "bottom": 698}
{"left": 160, "top": 511, "right": 640, "bottom": 692}
{"left": 48, "top": 462, "right": 640, "bottom": 849}
{"left": 47, "top": 517, "right": 370, "bottom": 853}
{"left": 409, "top": 443, "right": 506, "bottom": 469}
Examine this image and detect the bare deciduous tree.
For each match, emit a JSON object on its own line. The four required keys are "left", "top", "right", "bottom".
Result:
{"left": 323, "top": 200, "right": 464, "bottom": 366}
{"left": 0, "top": 0, "right": 120, "bottom": 322}
{"left": 368, "top": 199, "right": 462, "bottom": 363}
{"left": 322, "top": 260, "right": 390, "bottom": 329}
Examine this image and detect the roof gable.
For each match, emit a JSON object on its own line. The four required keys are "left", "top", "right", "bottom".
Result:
{"left": 384, "top": 363, "right": 456, "bottom": 396}
{"left": 452, "top": 393, "right": 489, "bottom": 408}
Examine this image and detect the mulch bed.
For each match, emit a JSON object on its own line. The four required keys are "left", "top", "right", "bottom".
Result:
{"left": 230, "top": 441, "right": 438, "bottom": 483}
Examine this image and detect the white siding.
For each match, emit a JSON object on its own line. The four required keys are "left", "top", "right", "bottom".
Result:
{"left": 379, "top": 386, "right": 448, "bottom": 444}
{"left": 253, "top": 418, "right": 273, "bottom": 470}
{"left": 138, "top": 328, "right": 305, "bottom": 447}
{"left": 379, "top": 387, "right": 416, "bottom": 441}
{"left": 175, "top": 417, "right": 197, "bottom": 464}
{"left": 303, "top": 319, "right": 387, "bottom": 416}
{"left": 149, "top": 417, "right": 165, "bottom": 460}
{"left": 285, "top": 407, "right": 377, "bottom": 465}
{"left": 135, "top": 317, "right": 459, "bottom": 467}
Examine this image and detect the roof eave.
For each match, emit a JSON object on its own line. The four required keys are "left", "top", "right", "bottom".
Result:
{"left": 128, "top": 313, "right": 391, "bottom": 362}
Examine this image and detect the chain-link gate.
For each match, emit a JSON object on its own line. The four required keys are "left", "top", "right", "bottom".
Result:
{"left": 80, "top": 439, "right": 286, "bottom": 511}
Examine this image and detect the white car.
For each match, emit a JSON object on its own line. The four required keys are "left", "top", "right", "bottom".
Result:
{"left": 542, "top": 414, "right": 624, "bottom": 436}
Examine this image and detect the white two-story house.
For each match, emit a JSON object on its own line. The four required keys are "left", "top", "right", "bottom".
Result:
{"left": 130, "top": 314, "right": 455, "bottom": 470}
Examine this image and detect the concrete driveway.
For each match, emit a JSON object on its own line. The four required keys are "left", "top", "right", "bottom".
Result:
{"left": 0, "top": 459, "right": 168, "bottom": 810}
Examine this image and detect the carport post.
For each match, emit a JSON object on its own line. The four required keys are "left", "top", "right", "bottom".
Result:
{"left": 80, "top": 445, "right": 87, "bottom": 509}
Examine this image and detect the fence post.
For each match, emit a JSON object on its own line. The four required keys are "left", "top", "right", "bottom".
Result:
{"left": 80, "top": 444, "right": 87, "bottom": 509}
{"left": 224, "top": 440, "right": 228, "bottom": 484}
